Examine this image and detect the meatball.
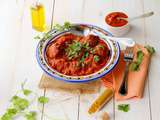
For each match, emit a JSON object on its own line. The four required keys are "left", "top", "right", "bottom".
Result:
{"left": 83, "top": 35, "right": 99, "bottom": 47}
{"left": 46, "top": 43, "right": 65, "bottom": 58}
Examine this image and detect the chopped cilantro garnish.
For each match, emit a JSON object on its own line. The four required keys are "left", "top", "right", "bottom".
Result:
{"left": 66, "top": 41, "right": 82, "bottom": 60}
{"left": 78, "top": 51, "right": 89, "bottom": 67}
{"left": 118, "top": 104, "right": 130, "bottom": 112}
{"left": 94, "top": 55, "right": 100, "bottom": 62}
{"left": 99, "top": 45, "right": 105, "bottom": 50}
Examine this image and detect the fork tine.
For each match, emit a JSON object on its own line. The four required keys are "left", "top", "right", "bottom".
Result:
{"left": 124, "top": 47, "right": 134, "bottom": 60}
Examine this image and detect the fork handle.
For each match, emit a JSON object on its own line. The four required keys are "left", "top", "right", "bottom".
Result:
{"left": 119, "top": 62, "right": 130, "bottom": 95}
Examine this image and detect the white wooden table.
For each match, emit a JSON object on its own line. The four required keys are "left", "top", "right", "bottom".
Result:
{"left": 0, "top": 0, "right": 160, "bottom": 120}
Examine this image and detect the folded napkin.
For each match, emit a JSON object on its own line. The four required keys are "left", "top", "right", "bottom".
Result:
{"left": 101, "top": 44, "right": 151, "bottom": 100}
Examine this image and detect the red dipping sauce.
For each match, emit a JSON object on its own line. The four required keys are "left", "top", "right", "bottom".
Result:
{"left": 105, "top": 12, "right": 128, "bottom": 27}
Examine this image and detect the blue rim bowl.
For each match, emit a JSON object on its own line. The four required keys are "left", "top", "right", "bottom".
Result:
{"left": 36, "top": 24, "right": 120, "bottom": 83}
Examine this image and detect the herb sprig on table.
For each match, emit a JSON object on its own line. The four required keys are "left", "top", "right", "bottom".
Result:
{"left": 34, "top": 22, "right": 72, "bottom": 40}
{"left": 0, "top": 80, "right": 49, "bottom": 120}
{"left": 53, "top": 22, "right": 72, "bottom": 32}
{"left": 118, "top": 104, "right": 130, "bottom": 112}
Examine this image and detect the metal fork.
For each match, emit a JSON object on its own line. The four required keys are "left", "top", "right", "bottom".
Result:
{"left": 119, "top": 47, "right": 134, "bottom": 95}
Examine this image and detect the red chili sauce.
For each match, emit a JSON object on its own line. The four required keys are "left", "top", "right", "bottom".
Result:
{"left": 105, "top": 12, "right": 128, "bottom": 27}
{"left": 46, "top": 33, "right": 110, "bottom": 76}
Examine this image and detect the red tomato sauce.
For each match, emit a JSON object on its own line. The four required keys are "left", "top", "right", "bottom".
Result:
{"left": 105, "top": 12, "right": 128, "bottom": 27}
{"left": 46, "top": 33, "right": 110, "bottom": 76}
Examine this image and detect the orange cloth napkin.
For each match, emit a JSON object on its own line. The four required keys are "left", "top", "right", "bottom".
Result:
{"left": 101, "top": 44, "right": 151, "bottom": 101}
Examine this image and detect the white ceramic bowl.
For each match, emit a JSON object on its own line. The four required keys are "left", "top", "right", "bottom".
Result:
{"left": 105, "top": 12, "right": 130, "bottom": 37}
{"left": 106, "top": 23, "right": 130, "bottom": 37}
{"left": 36, "top": 24, "right": 120, "bottom": 83}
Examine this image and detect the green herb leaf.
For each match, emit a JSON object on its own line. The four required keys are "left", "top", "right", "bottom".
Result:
{"left": 130, "top": 50, "right": 144, "bottom": 71}
{"left": 23, "top": 89, "right": 32, "bottom": 96}
{"left": 25, "top": 111, "right": 36, "bottom": 120}
{"left": 136, "top": 50, "right": 144, "bottom": 65}
{"left": 66, "top": 41, "right": 82, "bottom": 60}
{"left": 53, "top": 22, "right": 72, "bottom": 32}
{"left": 99, "top": 45, "right": 105, "bottom": 50}
{"left": 144, "top": 45, "right": 155, "bottom": 55}
{"left": 38, "top": 96, "right": 49, "bottom": 104}
{"left": 130, "top": 62, "right": 139, "bottom": 71}
{"left": 1, "top": 108, "right": 18, "bottom": 120}
{"left": 34, "top": 35, "right": 41, "bottom": 40}
{"left": 63, "top": 21, "right": 72, "bottom": 30}
{"left": 54, "top": 24, "right": 64, "bottom": 31}
{"left": 94, "top": 55, "right": 100, "bottom": 62}
{"left": 43, "top": 32, "right": 52, "bottom": 40}
{"left": 11, "top": 96, "right": 29, "bottom": 111}
{"left": 118, "top": 104, "right": 130, "bottom": 112}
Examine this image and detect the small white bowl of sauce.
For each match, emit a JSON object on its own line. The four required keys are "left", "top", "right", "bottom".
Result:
{"left": 105, "top": 12, "right": 130, "bottom": 37}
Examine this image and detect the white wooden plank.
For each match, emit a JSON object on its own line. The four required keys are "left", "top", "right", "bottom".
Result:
{"left": 112, "top": 0, "right": 151, "bottom": 120}
{"left": 44, "top": 90, "right": 79, "bottom": 120}
{"left": 45, "top": 0, "right": 85, "bottom": 120}
{"left": 52, "top": 0, "right": 84, "bottom": 24}
{"left": 143, "top": 0, "right": 160, "bottom": 120}
{"left": 82, "top": 0, "right": 113, "bottom": 26}
{"left": 79, "top": 87, "right": 114, "bottom": 120}
{"left": 81, "top": 0, "right": 115, "bottom": 120}
{"left": 0, "top": 0, "right": 24, "bottom": 113}
{"left": 0, "top": 0, "right": 54, "bottom": 119}
{"left": 11, "top": 0, "right": 54, "bottom": 95}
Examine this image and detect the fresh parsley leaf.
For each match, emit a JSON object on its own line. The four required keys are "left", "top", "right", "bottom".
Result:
{"left": 144, "top": 45, "right": 155, "bottom": 55}
{"left": 136, "top": 50, "right": 144, "bottom": 65}
{"left": 94, "top": 55, "right": 100, "bottom": 62}
{"left": 21, "top": 80, "right": 32, "bottom": 96}
{"left": 23, "top": 89, "right": 32, "bottom": 96}
{"left": 130, "top": 50, "right": 144, "bottom": 71}
{"left": 54, "top": 24, "right": 64, "bottom": 31}
{"left": 63, "top": 21, "right": 72, "bottom": 30}
{"left": 1, "top": 108, "right": 18, "bottom": 120}
{"left": 25, "top": 111, "right": 36, "bottom": 120}
{"left": 66, "top": 41, "right": 82, "bottom": 60}
{"left": 34, "top": 35, "right": 41, "bottom": 40}
{"left": 43, "top": 32, "right": 52, "bottom": 40}
{"left": 130, "top": 62, "right": 139, "bottom": 71}
{"left": 118, "top": 104, "right": 130, "bottom": 112}
{"left": 11, "top": 96, "right": 29, "bottom": 111}
{"left": 38, "top": 96, "right": 49, "bottom": 104}
{"left": 53, "top": 22, "right": 72, "bottom": 31}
